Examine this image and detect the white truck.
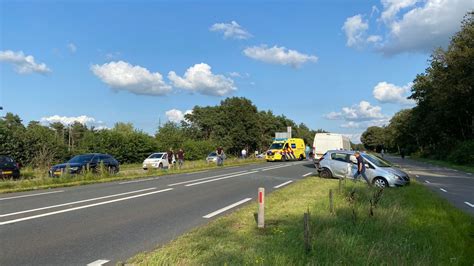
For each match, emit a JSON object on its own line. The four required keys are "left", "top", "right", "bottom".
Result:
{"left": 312, "top": 133, "right": 351, "bottom": 160}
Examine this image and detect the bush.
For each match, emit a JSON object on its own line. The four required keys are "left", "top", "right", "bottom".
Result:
{"left": 447, "top": 140, "right": 474, "bottom": 165}
{"left": 182, "top": 139, "right": 217, "bottom": 161}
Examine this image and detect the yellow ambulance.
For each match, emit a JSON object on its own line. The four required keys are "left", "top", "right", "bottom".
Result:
{"left": 265, "top": 138, "right": 306, "bottom": 162}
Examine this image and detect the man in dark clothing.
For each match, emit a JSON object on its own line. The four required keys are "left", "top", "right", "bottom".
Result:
{"left": 177, "top": 148, "right": 185, "bottom": 169}
{"left": 353, "top": 152, "right": 370, "bottom": 186}
{"left": 167, "top": 148, "right": 174, "bottom": 169}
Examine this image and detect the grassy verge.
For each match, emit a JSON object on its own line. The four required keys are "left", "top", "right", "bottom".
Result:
{"left": 0, "top": 158, "right": 264, "bottom": 194}
{"left": 410, "top": 156, "right": 474, "bottom": 174}
{"left": 130, "top": 178, "right": 474, "bottom": 265}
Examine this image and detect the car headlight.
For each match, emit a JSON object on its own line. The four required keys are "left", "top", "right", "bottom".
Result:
{"left": 70, "top": 167, "right": 79, "bottom": 171}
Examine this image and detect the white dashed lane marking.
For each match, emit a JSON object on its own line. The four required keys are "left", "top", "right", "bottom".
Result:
{"left": 424, "top": 180, "right": 430, "bottom": 184}
{"left": 274, "top": 180, "right": 293, "bottom": 188}
{"left": 464, "top": 202, "right": 474, "bottom": 208}
{"left": 440, "top": 188, "right": 447, "bottom": 193}
{"left": 87, "top": 259, "right": 110, "bottom": 266}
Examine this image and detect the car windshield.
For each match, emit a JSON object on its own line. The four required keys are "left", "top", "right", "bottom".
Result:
{"left": 363, "top": 154, "right": 392, "bottom": 167}
{"left": 269, "top": 143, "right": 284, "bottom": 149}
{"left": 208, "top": 152, "right": 217, "bottom": 157}
{"left": 148, "top": 153, "right": 164, "bottom": 159}
{"left": 68, "top": 154, "right": 94, "bottom": 164}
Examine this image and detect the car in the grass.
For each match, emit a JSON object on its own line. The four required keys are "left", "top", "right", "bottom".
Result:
{"left": 0, "top": 155, "right": 21, "bottom": 179}
{"left": 317, "top": 150, "right": 409, "bottom": 188}
{"left": 142, "top": 152, "right": 175, "bottom": 170}
{"left": 206, "top": 152, "right": 218, "bottom": 163}
{"left": 49, "top": 153, "right": 119, "bottom": 177}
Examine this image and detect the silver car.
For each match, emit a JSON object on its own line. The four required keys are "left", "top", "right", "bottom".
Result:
{"left": 317, "top": 150, "right": 409, "bottom": 188}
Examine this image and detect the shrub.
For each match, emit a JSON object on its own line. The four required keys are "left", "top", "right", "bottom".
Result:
{"left": 447, "top": 140, "right": 474, "bottom": 165}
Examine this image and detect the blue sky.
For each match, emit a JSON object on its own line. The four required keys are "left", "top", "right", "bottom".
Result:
{"left": 1, "top": 0, "right": 472, "bottom": 142}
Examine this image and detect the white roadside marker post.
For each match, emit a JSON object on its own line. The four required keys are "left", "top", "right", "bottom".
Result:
{"left": 258, "top": 187, "right": 265, "bottom": 228}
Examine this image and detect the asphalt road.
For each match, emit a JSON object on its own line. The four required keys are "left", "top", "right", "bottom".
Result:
{"left": 385, "top": 155, "right": 474, "bottom": 216}
{"left": 0, "top": 161, "right": 315, "bottom": 265}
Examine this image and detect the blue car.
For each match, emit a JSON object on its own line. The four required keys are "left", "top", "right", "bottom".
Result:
{"left": 49, "top": 153, "right": 119, "bottom": 177}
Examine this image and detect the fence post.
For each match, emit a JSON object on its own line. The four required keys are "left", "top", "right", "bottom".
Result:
{"left": 303, "top": 211, "right": 311, "bottom": 253}
{"left": 258, "top": 187, "right": 265, "bottom": 228}
{"left": 329, "top": 189, "right": 334, "bottom": 214}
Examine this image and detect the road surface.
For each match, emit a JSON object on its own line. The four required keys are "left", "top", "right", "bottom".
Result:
{"left": 0, "top": 161, "right": 315, "bottom": 265}
{"left": 385, "top": 155, "right": 474, "bottom": 216}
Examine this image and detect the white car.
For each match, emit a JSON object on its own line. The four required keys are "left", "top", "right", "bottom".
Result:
{"left": 142, "top": 152, "right": 175, "bottom": 170}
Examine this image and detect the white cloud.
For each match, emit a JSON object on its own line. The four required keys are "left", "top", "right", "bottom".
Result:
{"left": 41, "top": 115, "right": 108, "bottom": 129}
{"left": 367, "top": 35, "right": 383, "bottom": 43}
{"left": 243, "top": 45, "right": 318, "bottom": 67}
{"left": 380, "top": 0, "right": 419, "bottom": 24}
{"left": 228, "top": 72, "right": 242, "bottom": 78}
{"left": 324, "top": 101, "right": 389, "bottom": 129}
{"left": 210, "top": 21, "right": 252, "bottom": 40}
{"left": 168, "top": 63, "right": 236, "bottom": 96}
{"left": 0, "top": 50, "right": 51, "bottom": 74}
{"left": 67, "top": 43, "right": 77, "bottom": 53}
{"left": 91, "top": 61, "right": 172, "bottom": 96}
{"left": 381, "top": 0, "right": 473, "bottom": 54}
{"left": 342, "top": 15, "right": 369, "bottom": 47}
{"left": 165, "top": 109, "right": 193, "bottom": 123}
{"left": 340, "top": 101, "right": 385, "bottom": 121}
{"left": 344, "top": 0, "right": 474, "bottom": 54}
{"left": 373, "top": 81, "right": 415, "bottom": 105}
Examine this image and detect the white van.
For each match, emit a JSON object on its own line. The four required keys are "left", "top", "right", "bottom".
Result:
{"left": 312, "top": 133, "right": 351, "bottom": 160}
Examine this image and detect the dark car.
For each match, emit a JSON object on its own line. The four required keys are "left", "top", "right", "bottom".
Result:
{"left": 49, "top": 153, "right": 119, "bottom": 177}
{"left": 0, "top": 155, "right": 21, "bottom": 179}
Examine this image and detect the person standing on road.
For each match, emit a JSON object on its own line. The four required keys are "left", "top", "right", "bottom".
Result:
{"left": 400, "top": 148, "right": 405, "bottom": 160}
{"left": 353, "top": 152, "right": 371, "bottom": 186}
{"left": 241, "top": 148, "right": 247, "bottom": 159}
{"left": 305, "top": 144, "right": 311, "bottom": 160}
{"left": 167, "top": 148, "right": 174, "bottom": 169}
{"left": 381, "top": 148, "right": 385, "bottom": 158}
{"left": 177, "top": 148, "right": 185, "bottom": 169}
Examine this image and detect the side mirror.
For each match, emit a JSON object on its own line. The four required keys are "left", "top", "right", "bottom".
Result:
{"left": 365, "top": 163, "right": 371, "bottom": 169}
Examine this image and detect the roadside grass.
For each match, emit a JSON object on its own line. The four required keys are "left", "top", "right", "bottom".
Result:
{"left": 130, "top": 178, "right": 474, "bottom": 265}
{"left": 0, "top": 158, "right": 264, "bottom": 194}
{"left": 410, "top": 156, "right": 474, "bottom": 174}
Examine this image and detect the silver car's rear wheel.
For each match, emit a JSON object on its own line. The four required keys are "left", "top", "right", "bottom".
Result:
{"left": 373, "top": 177, "right": 388, "bottom": 188}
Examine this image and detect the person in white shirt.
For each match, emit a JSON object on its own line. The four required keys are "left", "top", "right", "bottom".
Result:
{"left": 241, "top": 148, "right": 247, "bottom": 159}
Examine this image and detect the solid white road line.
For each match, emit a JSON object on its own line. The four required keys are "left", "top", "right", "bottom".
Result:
{"left": 452, "top": 169, "right": 458, "bottom": 172}
{"left": 253, "top": 164, "right": 285, "bottom": 171}
{"left": 260, "top": 165, "right": 291, "bottom": 171}
{"left": 274, "top": 180, "right": 293, "bottom": 188}
{"left": 0, "top": 190, "right": 64, "bottom": 201}
{"left": 464, "top": 201, "right": 474, "bottom": 208}
{"left": 440, "top": 188, "right": 447, "bottom": 192}
{"left": 168, "top": 170, "right": 247, "bottom": 187}
{"left": 302, "top": 172, "right": 313, "bottom": 177}
{"left": 186, "top": 170, "right": 208, "bottom": 175}
{"left": 203, "top": 198, "right": 252, "bottom": 219}
{"left": 0, "top": 188, "right": 173, "bottom": 226}
{"left": 425, "top": 180, "right": 430, "bottom": 184}
{"left": 0, "top": 187, "right": 157, "bottom": 218}
{"left": 186, "top": 171, "right": 258, "bottom": 187}
{"left": 119, "top": 177, "right": 157, "bottom": 184}
{"left": 87, "top": 259, "right": 110, "bottom": 266}
{"left": 467, "top": 173, "right": 472, "bottom": 175}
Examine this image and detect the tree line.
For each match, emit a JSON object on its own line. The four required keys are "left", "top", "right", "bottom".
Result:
{"left": 0, "top": 97, "right": 324, "bottom": 167}
{"left": 361, "top": 12, "right": 473, "bottom": 165}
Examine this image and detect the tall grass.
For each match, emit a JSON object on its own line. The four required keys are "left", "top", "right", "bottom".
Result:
{"left": 130, "top": 178, "right": 474, "bottom": 265}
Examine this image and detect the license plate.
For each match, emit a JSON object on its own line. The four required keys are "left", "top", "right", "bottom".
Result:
{"left": 54, "top": 171, "right": 62, "bottom": 175}
{"left": 2, "top": 171, "right": 12, "bottom": 175}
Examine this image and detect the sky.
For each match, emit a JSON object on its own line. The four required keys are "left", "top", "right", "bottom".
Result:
{"left": 1, "top": 0, "right": 472, "bottom": 142}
